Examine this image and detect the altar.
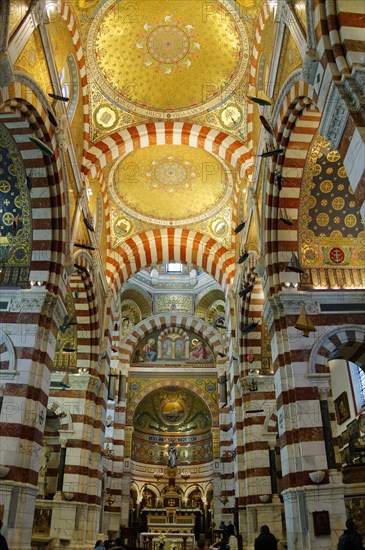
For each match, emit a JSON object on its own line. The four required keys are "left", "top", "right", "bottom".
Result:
{"left": 140, "top": 532, "right": 195, "bottom": 550}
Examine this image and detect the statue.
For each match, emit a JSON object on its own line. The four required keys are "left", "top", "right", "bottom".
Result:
{"left": 168, "top": 443, "right": 177, "bottom": 468}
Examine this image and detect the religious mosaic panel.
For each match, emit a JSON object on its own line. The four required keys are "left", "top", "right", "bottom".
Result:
{"left": 299, "top": 134, "right": 365, "bottom": 269}
{"left": 154, "top": 294, "right": 193, "bottom": 314}
{"left": 0, "top": 122, "right": 32, "bottom": 286}
{"left": 132, "top": 329, "right": 214, "bottom": 364}
{"left": 131, "top": 387, "right": 214, "bottom": 464}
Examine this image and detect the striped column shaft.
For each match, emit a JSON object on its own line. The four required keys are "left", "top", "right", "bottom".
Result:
{"left": 274, "top": 306, "right": 365, "bottom": 491}
{"left": 313, "top": 0, "right": 342, "bottom": 81}
{"left": 336, "top": 0, "right": 365, "bottom": 69}
{"left": 240, "top": 401, "right": 275, "bottom": 505}
{"left": 68, "top": 273, "right": 98, "bottom": 372}
{"left": 273, "top": 312, "right": 328, "bottom": 489}
{"left": 324, "top": 0, "right": 351, "bottom": 76}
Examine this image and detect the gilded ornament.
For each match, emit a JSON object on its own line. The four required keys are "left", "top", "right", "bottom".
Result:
{"left": 345, "top": 214, "right": 357, "bottom": 228}
{"left": 319, "top": 180, "right": 333, "bottom": 193}
{"left": 332, "top": 197, "right": 344, "bottom": 210}
{"left": 316, "top": 213, "right": 329, "bottom": 227}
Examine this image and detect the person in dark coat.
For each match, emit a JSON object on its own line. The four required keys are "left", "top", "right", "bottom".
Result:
{"left": 337, "top": 518, "right": 364, "bottom": 550}
{"left": 0, "top": 521, "right": 9, "bottom": 550}
{"left": 254, "top": 525, "right": 277, "bottom": 550}
{"left": 226, "top": 521, "right": 235, "bottom": 538}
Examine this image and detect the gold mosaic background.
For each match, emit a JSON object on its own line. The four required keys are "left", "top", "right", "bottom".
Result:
{"left": 300, "top": 134, "right": 365, "bottom": 268}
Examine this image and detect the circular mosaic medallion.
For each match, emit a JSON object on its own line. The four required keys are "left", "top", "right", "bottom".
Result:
{"left": 332, "top": 197, "right": 345, "bottom": 210}
{"left": 316, "top": 212, "right": 329, "bottom": 226}
{"left": 154, "top": 160, "right": 188, "bottom": 186}
{"left": 338, "top": 166, "right": 347, "bottom": 178}
{"left": 320, "top": 180, "right": 333, "bottom": 193}
{"left": 327, "top": 150, "right": 341, "bottom": 162}
{"left": 345, "top": 214, "right": 357, "bottom": 227}
{"left": 329, "top": 247, "right": 345, "bottom": 264}
{"left": 147, "top": 26, "right": 189, "bottom": 64}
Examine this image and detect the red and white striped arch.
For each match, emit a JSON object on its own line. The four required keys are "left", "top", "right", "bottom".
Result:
{"left": 0, "top": 81, "right": 67, "bottom": 295}
{"left": 107, "top": 228, "right": 236, "bottom": 294}
{"left": 82, "top": 121, "right": 252, "bottom": 217}
{"left": 265, "top": 83, "right": 321, "bottom": 294}
{"left": 309, "top": 325, "right": 365, "bottom": 374}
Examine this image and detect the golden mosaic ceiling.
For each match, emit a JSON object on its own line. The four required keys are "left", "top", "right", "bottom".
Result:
{"left": 109, "top": 144, "right": 233, "bottom": 225}
{"left": 87, "top": 0, "right": 249, "bottom": 118}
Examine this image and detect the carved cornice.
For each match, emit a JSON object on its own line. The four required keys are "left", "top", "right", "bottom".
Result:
{"left": 318, "top": 82, "right": 350, "bottom": 150}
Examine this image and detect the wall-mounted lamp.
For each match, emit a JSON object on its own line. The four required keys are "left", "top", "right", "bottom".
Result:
{"left": 248, "top": 379, "right": 258, "bottom": 392}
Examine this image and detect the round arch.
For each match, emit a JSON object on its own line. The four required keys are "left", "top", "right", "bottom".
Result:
{"left": 107, "top": 229, "right": 235, "bottom": 294}
{"left": 309, "top": 325, "right": 365, "bottom": 374}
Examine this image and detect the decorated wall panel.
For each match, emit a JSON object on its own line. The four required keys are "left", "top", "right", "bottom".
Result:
{"left": 132, "top": 329, "right": 214, "bottom": 364}
{"left": 0, "top": 122, "right": 31, "bottom": 286}
{"left": 299, "top": 134, "right": 365, "bottom": 271}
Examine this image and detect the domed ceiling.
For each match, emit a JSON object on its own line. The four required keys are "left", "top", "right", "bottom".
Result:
{"left": 131, "top": 387, "right": 213, "bottom": 465}
{"left": 87, "top": 0, "right": 249, "bottom": 119}
{"left": 109, "top": 144, "right": 233, "bottom": 225}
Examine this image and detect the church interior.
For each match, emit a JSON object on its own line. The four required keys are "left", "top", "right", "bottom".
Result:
{"left": 0, "top": 0, "right": 365, "bottom": 549}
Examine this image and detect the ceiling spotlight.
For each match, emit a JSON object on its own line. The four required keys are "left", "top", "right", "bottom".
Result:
{"left": 73, "top": 243, "right": 96, "bottom": 251}
{"left": 259, "top": 148, "right": 284, "bottom": 158}
{"left": 286, "top": 252, "right": 304, "bottom": 274}
{"left": 247, "top": 95, "right": 271, "bottom": 106}
{"left": 259, "top": 115, "right": 275, "bottom": 135}
{"left": 48, "top": 92, "right": 69, "bottom": 102}
{"left": 238, "top": 252, "right": 249, "bottom": 264}
{"left": 241, "top": 322, "right": 259, "bottom": 335}
{"left": 239, "top": 285, "right": 254, "bottom": 297}
{"left": 83, "top": 217, "right": 95, "bottom": 232}
{"left": 47, "top": 109, "right": 58, "bottom": 127}
{"left": 234, "top": 221, "right": 246, "bottom": 234}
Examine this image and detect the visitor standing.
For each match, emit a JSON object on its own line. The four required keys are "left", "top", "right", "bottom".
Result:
{"left": 254, "top": 525, "right": 277, "bottom": 550}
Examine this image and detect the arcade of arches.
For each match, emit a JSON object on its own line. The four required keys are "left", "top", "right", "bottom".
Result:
{"left": 0, "top": 1, "right": 365, "bottom": 549}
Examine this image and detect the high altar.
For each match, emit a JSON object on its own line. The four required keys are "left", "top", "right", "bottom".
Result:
{"left": 140, "top": 470, "right": 198, "bottom": 550}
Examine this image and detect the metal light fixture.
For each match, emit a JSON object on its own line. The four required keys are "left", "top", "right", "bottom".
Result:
{"left": 181, "top": 471, "right": 191, "bottom": 481}
{"left": 241, "top": 322, "right": 259, "bottom": 335}
{"left": 238, "top": 251, "right": 249, "bottom": 264}
{"left": 239, "top": 285, "right": 254, "bottom": 297}
{"left": 249, "top": 379, "right": 258, "bottom": 392}
{"left": 234, "top": 221, "right": 246, "bottom": 234}
{"left": 259, "top": 148, "right": 284, "bottom": 158}
{"left": 49, "top": 92, "right": 69, "bottom": 102}
{"left": 154, "top": 471, "right": 163, "bottom": 481}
